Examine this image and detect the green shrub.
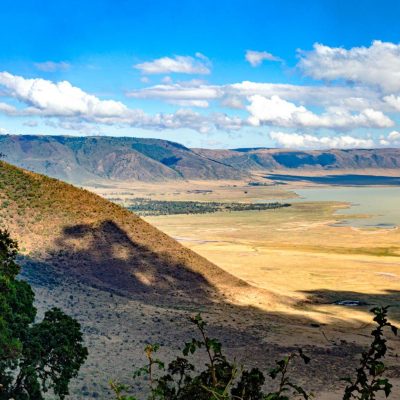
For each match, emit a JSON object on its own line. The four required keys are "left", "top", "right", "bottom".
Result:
{"left": 0, "top": 229, "right": 88, "bottom": 399}
{"left": 111, "top": 308, "right": 397, "bottom": 400}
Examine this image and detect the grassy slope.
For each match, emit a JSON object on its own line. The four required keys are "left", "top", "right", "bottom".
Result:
{"left": 0, "top": 160, "right": 265, "bottom": 303}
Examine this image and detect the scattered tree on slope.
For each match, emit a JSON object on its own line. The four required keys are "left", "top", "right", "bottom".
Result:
{"left": 0, "top": 230, "right": 88, "bottom": 400}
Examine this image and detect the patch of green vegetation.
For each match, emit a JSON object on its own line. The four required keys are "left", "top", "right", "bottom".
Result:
{"left": 110, "top": 309, "right": 398, "bottom": 400}
{"left": 0, "top": 230, "right": 88, "bottom": 399}
{"left": 247, "top": 181, "right": 287, "bottom": 187}
{"left": 126, "top": 199, "right": 291, "bottom": 216}
{"left": 0, "top": 160, "right": 128, "bottom": 233}
{"left": 247, "top": 181, "right": 272, "bottom": 186}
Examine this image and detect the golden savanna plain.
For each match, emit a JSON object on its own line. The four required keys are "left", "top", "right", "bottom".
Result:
{"left": 88, "top": 172, "right": 400, "bottom": 398}
{"left": 90, "top": 174, "right": 400, "bottom": 324}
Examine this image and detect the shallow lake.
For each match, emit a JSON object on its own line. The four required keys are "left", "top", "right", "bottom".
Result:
{"left": 292, "top": 187, "right": 400, "bottom": 228}
{"left": 267, "top": 173, "right": 400, "bottom": 186}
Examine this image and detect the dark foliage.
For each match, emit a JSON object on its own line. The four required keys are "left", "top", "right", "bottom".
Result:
{"left": 127, "top": 199, "right": 290, "bottom": 216}
{"left": 0, "top": 229, "right": 88, "bottom": 399}
{"left": 110, "top": 314, "right": 312, "bottom": 400}
{"left": 110, "top": 308, "right": 397, "bottom": 400}
{"left": 342, "top": 306, "right": 398, "bottom": 400}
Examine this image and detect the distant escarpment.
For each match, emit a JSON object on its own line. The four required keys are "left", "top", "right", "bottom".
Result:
{"left": 0, "top": 135, "right": 246, "bottom": 184}
{"left": 1, "top": 134, "right": 400, "bottom": 185}
{"left": 194, "top": 147, "right": 400, "bottom": 171}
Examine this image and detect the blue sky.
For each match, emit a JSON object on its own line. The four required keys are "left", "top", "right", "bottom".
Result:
{"left": 1, "top": 0, "right": 400, "bottom": 148}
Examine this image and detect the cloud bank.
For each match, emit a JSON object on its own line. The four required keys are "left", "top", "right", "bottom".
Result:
{"left": 269, "top": 131, "right": 375, "bottom": 149}
{"left": 1, "top": 40, "right": 400, "bottom": 148}
{"left": 0, "top": 72, "right": 240, "bottom": 133}
{"left": 247, "top": 95, "right": 393, "bottom": 129}
{"left": 298, "top": 41, "right": 400, "bottom": 93}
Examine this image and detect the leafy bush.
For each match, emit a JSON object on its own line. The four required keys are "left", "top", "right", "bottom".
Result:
{"left": 111, "top": 309, "right": 397, "bottom": 400}
{"left": 342, "top": 306, "right": 398, "bottom": 400}
{"left": 0, "top": 229, "right": 88, "bottom": 399}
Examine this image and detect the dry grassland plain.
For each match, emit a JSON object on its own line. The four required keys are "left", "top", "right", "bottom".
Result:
{"left": 90, "top": 174, "right": 400, "bottom": 324}
{"left": 88, "top": 172, "right": 400, "bottom": 397}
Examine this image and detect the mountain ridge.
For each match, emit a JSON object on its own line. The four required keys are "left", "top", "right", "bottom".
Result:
{"left": 1, "top": 134, "right": 400, "bottom": 185}
{"left": 0, "top": 134, "right": 247, "bottom": 184}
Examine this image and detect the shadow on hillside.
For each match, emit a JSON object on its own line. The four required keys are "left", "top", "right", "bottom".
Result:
{"left": 21, "top": 219, "right": 400, "bottom": 325}
{"left": 37, "top": 220, "right": 219, "bottom": 302}
{"left": 20, "top": 220, "right": 400, "bottom": 395}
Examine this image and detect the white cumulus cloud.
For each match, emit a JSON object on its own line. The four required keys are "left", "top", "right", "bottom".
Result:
{"left": 230, "top": 81, "right": 377, "bottom": 109}
{"left": 388, "top": 130, "right": 400, "bottom": 141}
{"left": 130, "top": 80, "right": 382, "bottom": 112}
{"left": 0, "top": 102, "right": 18, "bottom": 115}
{"left": 298, "top": 41, "right": 400, "bottom": 93}
{"left": 0, "top": 72, "right": 243, "bottom": 133}
{"left": 245, "top": 50, "right": 281, "bottom": 66}
{"left": 0, "top": 71, "right": 128, "bottom": 118}
{"left": 383, "top": 94, "right": 400, "bottom": 111}
{"left": 0, "top": 65, "right": 398, "bottom": 139}
{"left": 133, "top": 54, "right": 211, "bottom": 75}
{"left": 270, "top": 131, "right": 375, "bottom": 149}
{"left": 247, "top": 95, "right": 393, "bottom": 130}
{"left": 380, "top": 130, "right": 400, "bottom": 146}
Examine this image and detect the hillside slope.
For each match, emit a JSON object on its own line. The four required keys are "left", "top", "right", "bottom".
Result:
{"left": 0, "top": 160, "right": 271, "bottom": 305}
{"left": 0, "top": 135, "right": 245, "bottom": 183}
